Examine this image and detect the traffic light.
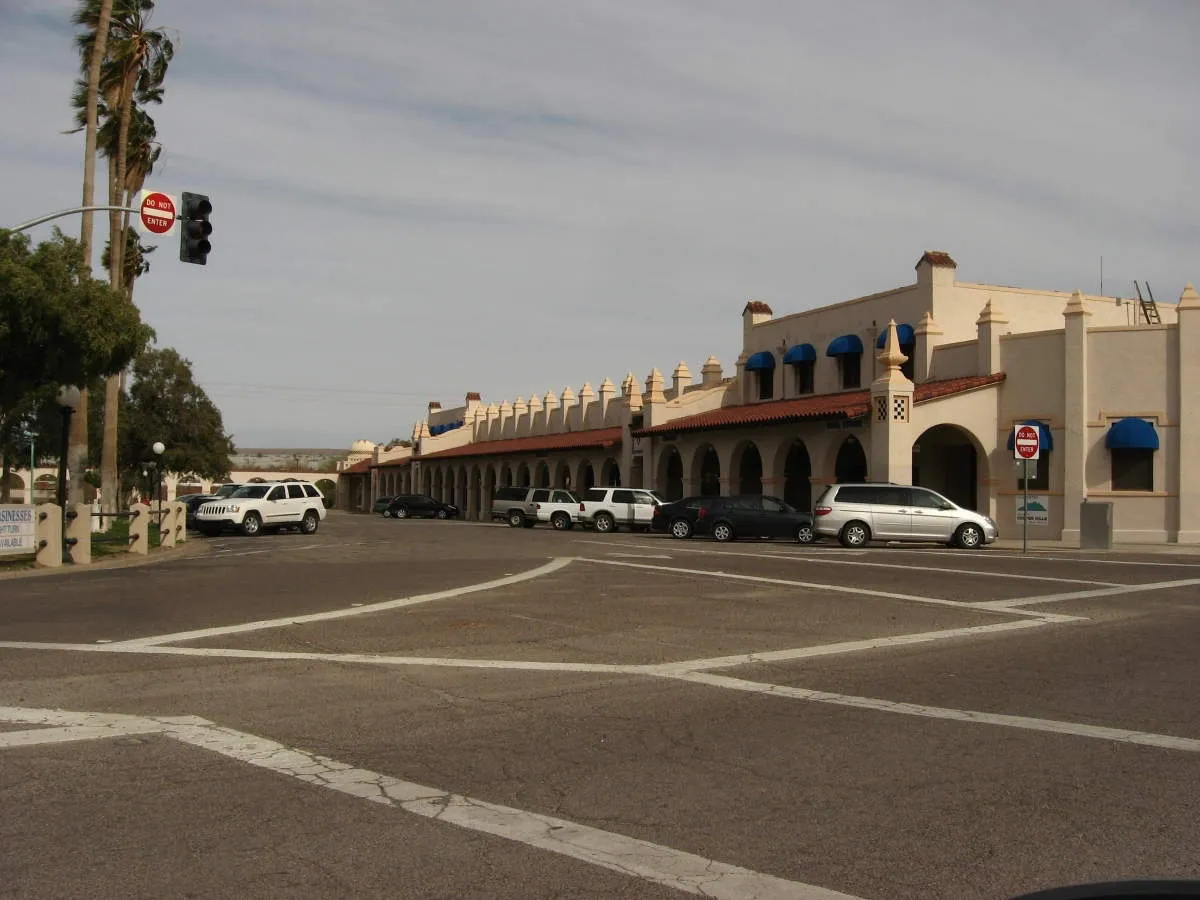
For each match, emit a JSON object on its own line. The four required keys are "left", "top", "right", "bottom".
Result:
{"left": 179, "top": 191, "right": 212, "bottom": 265}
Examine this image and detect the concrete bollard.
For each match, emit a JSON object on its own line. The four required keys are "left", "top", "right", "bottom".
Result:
{"left": 171, "top": 501, "right": 187, "bottom": 544}
{"left": 66, "top": 503, "right": 92, "bottom": 565}
{"left": 128, "top": 505, "right": 149, "bottom": 555}
{"left": 159, "top": 504, "right": 176, "bottom": 548}
{"left": 35, "top": 504, "right": 62, "bottom": 568}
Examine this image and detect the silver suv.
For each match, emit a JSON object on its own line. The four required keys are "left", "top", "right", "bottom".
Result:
{"left": 814, "top": 483, "right": 997, "bottom": 549}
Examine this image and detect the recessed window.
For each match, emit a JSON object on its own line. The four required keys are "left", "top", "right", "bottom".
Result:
{"left": 757, "top": 369, "right": 774, "bottom": 400}
{"left": 1111, "top": 449, "right": 1154, "bottom": 491}
{"left": 793, "top": 360, "right": 815, "bottom": 394}
{"left": 840, "top": 353, "right": 861, "bottom": 389}
{"left": 900, "top": 343, "right": 915, "bottom": 380}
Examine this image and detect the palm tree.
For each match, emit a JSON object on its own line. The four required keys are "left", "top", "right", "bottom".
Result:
{"left": 73, "top": 0, "right": 173, "bottom": 516}
{"left": 67, "top": 0, "right": 114, "bottom": 506}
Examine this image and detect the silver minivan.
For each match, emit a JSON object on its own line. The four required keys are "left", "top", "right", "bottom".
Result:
{"left": 813, "top": 483, "right": 997, "bottom": 549}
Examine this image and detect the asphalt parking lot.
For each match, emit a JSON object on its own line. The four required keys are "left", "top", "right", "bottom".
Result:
{"left": 1, "top": 512, "right": 1198, "bottom": 899}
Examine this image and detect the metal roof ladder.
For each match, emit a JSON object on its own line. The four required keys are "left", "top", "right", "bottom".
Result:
{"left": 1134, "top": 281, "right": 1162, "bottom": 325}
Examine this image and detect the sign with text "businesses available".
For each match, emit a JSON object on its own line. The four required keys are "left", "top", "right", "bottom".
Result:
{"left": 0, "top": 505, "right": 37, "bottom": 555}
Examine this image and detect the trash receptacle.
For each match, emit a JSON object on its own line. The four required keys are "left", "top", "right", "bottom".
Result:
{"left": 1079, "top": 501, "right": 1113, "bottom": 550}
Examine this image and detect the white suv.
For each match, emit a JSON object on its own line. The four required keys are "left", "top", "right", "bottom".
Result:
{"left": 195, "top": 481, "right": 327, "bottom": 537}
{"left": 579, "top": 487, "right": 664, "bottom": 533}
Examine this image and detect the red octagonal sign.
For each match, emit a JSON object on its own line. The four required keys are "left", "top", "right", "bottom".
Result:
{"left": 139, "top": 191, "right": 177, "bottom": 235}
{"left": 1014, "top": 424, "right": 1040, "bottom": 460}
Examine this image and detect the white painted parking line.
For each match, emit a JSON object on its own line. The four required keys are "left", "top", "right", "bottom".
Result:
{"left": 575, "top": 539, "right": 1121, "bottom": 586}
{"left": 0, "top": 707, "right": 862, "bottom": 900}
{"left": 884, "top": 548, "right": 1200, "bottom": 568}
{"left": 644, "top": 620, "right": 1049, "bottom": 675}
{"left": 674, "top": 674, "right": 1200, "bottom": 753}
{"left": 973, "top": 577, "right": 1200, "bottom": 609}
{"left": 572, "top": 557, "right": 1082, "bottom": 621}
{"left": 0, "top": 721, "right": 163, "bottom": 748}
{"left": 118, "top": 557, "right": 574, "bottom": 646}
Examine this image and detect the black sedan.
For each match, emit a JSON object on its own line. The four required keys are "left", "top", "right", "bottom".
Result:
{"left": 383, "top": 494, "right": 459, "bottom": 520}
{"left": 178, "top": 493, "right": 217, "bottom": 529}
{"left": 651, "top": 494, "right": 816, "bottom": 544}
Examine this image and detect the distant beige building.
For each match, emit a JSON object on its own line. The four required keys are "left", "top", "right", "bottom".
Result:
{"left": 339, "top": 251, "right": 1199, "bottom": 544}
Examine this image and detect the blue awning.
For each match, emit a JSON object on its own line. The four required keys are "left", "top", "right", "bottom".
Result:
{"left": 875, "top": 323, "right": 916, "bottom": 349}
{"left": 1006, "top": 420, "right": 1054, "bottom": 452}
{"left": 826, "top": 334, "right": 864, "bottom": 357}
{"left": 783, "top": 343, "right": 816, "bottom": 364}
{"left": 1105, "top": 417, "right": 1159, "bottom": 450}
{"left": 745, "top": 351, "right": 776, "bottom": 371}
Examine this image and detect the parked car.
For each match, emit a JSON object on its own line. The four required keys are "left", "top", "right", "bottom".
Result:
{"left": 384, "top": 494, "right": 458, "bottom": 519}
{"left": 210, "top": 483, "right": 244, "bottom": 499}
{"left": 652, "top": 494, "right": 816, "bottom": 543}
{"left": 531, "top": 488, "right": 584, "bottom": 529}
{"left": 578, "top": 487, "right": 665, "bottom": 533}
{"left": 178, "top": 493, "right": 217, "bottom": 529}
{"left": 813, "top": 483, "right": 997, "bottom": 549}
{"left": 194, "top": 481, "right": 327, "bottom": 536}
{"left": 491, "top": 487, "right": 538, "bottom": 528}
{"left": 373, "top": 496, "right": 395, "bottom": 515}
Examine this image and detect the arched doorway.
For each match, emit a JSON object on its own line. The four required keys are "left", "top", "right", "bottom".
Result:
{"left": 601, "top": 458, "right": 620, "bottom": 487}
{"left": 913, "top": 424, "right": 983, "bottom": 511}
{"left": 500, "top": 465, "right": 513, "bottom": 487}
{"left": 554, "top": 461, "right": 572, "bottom": 489}
{"left": 733, "top": 442, "right": 763, "bottom": 495}
{"left": 517, "top": 463, "right": 531, "bottom": 487}
{"left": 483, "top": 466, "right": 497, "bottom": 518}
{"left": 432, "top": 469, "right": 444, "bottom": 501}
{"left": 535, "top": 462, "right": 550, "bottom": 488}
{"left": 657, "top": 446, "right": 683, "bottom": 500}
{"left": 782, "top": 440, "right": 812, "bottom": 511}
{"left": 692, "top": 445, "right": 721, "bottom": 496}
{"left": 577, "top": 461, "right": 595, "bottom": 492}
{"left": 834, "top": 435, "right": 868, "bottom": 483}
{"left": 2, "top": 472, "right": 26, "bottom": 503}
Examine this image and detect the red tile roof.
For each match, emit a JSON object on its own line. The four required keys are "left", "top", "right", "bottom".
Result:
{"left": 743, "top": 300, "right": 773, "bottom": 315}
{"left": 917, "top": 250, "right": 957, "bottom": 269}
{"left": 632, "top": 373, "right": 1004, "bottom": 436}
{"left": 465, "top": 392, "right": 482, "bottom": 401}
{"left": 376, "top": 456, "right": 412, "bottom": 469}
{"left": 419, "top": 426, "right": 624, "bottom": 461}
{"left": 340, "top": 458, "right": 373, "bottom": 475}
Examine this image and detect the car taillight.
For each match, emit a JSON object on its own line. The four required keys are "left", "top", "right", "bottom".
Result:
{"left": 698, "top": 507, "right": 707, "bottom": 519}
{"left": 815, "top": 506, "right": 832, "bottom": 516}
{"left": 579, "top": 502, "right": 586, "bottom": 511}
{"left": 535, "top": 503, "right": 542, "bottom": 509}
{"left": 652, "top": 506, "right": 662, "bottom": 517}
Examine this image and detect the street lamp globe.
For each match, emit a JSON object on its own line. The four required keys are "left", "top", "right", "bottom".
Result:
{"left": 152, "top": 441, "right": 165, "bottom": 456}
{"left": 56, "top": 385, "right": 81, "bottom": 411}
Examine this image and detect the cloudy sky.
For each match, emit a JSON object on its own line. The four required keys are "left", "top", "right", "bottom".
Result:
{"left": 2, "top": 1, "right": 1197, "bottom": 449}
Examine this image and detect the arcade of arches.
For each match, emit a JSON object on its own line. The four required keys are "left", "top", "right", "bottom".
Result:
{"left": 364, "top": 422, "right": 986, "bottom": 519}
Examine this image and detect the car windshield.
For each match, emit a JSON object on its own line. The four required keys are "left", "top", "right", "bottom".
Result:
{"left": 214, "top": 484, "right": 240, "bottom": 497}
{"left": 229, "top": 485, "right": 270, "bottom": 499}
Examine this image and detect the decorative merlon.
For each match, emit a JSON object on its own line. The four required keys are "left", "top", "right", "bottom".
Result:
{"left": 672, "top": 360, "right": 692, "bottom": 381}
{"left": 1180, "top": 282, "right": 1199, "bottom": 309}
{"left": 976, "top": 299, "right": 1008, "bottom": 326}
{"left": 560, "top": 385, "right": 577, "bottom": 403}
{"left": 1064, "top": 289, "right": 1090, "bottom": 318}
{"left": 873, "top": 320, "right": 912, "bottom": 390}
{"left": 645, "top": 368, "right": 665, "bottom": 404}
{"left": 916, "top": 310, "right": 942, "bottom": 336}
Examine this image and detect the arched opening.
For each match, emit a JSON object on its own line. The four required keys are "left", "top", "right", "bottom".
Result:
{"left": 657, "top": 446, "right": 683, "bottom": 500}
{"left": 577, "top": 461, "right": 595, "bottom": 492}
{"left": 782, "top": 440, "right": 812, "bottom": 511}
{"left": 500, "top": 465, "right": 513, "bottom": 487}
{"left": 535, "top": 462, "right": 550, "bottom": 488}
{"left": 314, "top": 478, "right": 337, "bottom": 509}
{"left": 432, "top": 469, "right": 444, "bottom": 501}
{"left": 483, "top": 466, "right": 497, "bottom": 519}
{"left": 913, "top": 424, "right": 983, "bottom": 511}
{"left": 517, "top": 463, "right": 531, "bottom": 487}
{"left": 691, "top": 445, "right": 721, "bottom": 496}
{"left": 834, "top": 435, "right": 868, "bottom": 483}
{"left": 554, "top": 461, "right": 572, "bottom": 489}
{"left": 733, "top": 442, "right": 763, "bottom": 495}
{"left": 1, "top": 472, "right": 26, "bottom": 503}
{"left": 33, "top": 474, "right": 57, "bottom": 503}
{"left": 456, "top": 467, "right": 469, "bottom": 509}
{"left": 601, "top": 458, "right": 620, "bottom": 487}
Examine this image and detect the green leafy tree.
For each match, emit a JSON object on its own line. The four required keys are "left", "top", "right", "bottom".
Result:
{"left": 0, "top": 231, "right": 153, "bottom": 477}
{"left": 116, "top": 347, "right": 234, "bottom": 501}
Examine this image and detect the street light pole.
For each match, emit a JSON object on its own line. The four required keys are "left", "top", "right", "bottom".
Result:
{"left": 152, "top": 441, "right": 165, "bottom": 521}
{"left": 55, "top": 386, "right": 81, "bottom": 562}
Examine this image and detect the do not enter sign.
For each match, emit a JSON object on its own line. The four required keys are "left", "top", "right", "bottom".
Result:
{"left": 1013, "top": 424, "right": 1041, "bottom": 460}
{"left": 138, "top": 190, "right": 177, "bottom": 236}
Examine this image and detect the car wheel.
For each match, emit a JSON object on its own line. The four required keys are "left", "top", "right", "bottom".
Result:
{"left": 839, "top": 520, "right": 870, "bottom": 548}
{"left": 436, "top": 509, "right": 448, "bottom": 520}
{"left": 381, "top": 509, "right": 392, "bottom": 518}
{"left": 670, "top": 519, "right": 693, "bottom": 539}
{"left": 955, "top": 523, "right": 984, "bottom": 549}
{"left": 300, "top": 510, "right": 320, "bottom": 535}
{"left": 593, "top": 512, "right": 615, "bottom": 534}
{"left": 240, "top": 512, "right": 262, "bottom": 537}
{"left": 551, "top": 512, "right": 571, "bottom": 531}
{"left": 712, "top": 522, "right": 734, "bottom": 543}
{"left": 395, "top": 508, "right": 408, "bottom": 519}
{"left": 508, "top": 510, "right": 525, "bottom": 528}
{"left": 795, "top": 523, "right": 816, "bottom": 544}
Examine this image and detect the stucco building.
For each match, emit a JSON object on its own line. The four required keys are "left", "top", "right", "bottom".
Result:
{"left": 340, "top": 251, "right": 1199, "bottom": 544}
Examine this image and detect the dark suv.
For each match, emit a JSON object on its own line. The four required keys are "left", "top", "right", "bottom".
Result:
{"left": 651, "top": 494, "right": 816, "bottom": 544}
{"left": 384, "top": 494, "right": 458, "bottom": 520}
